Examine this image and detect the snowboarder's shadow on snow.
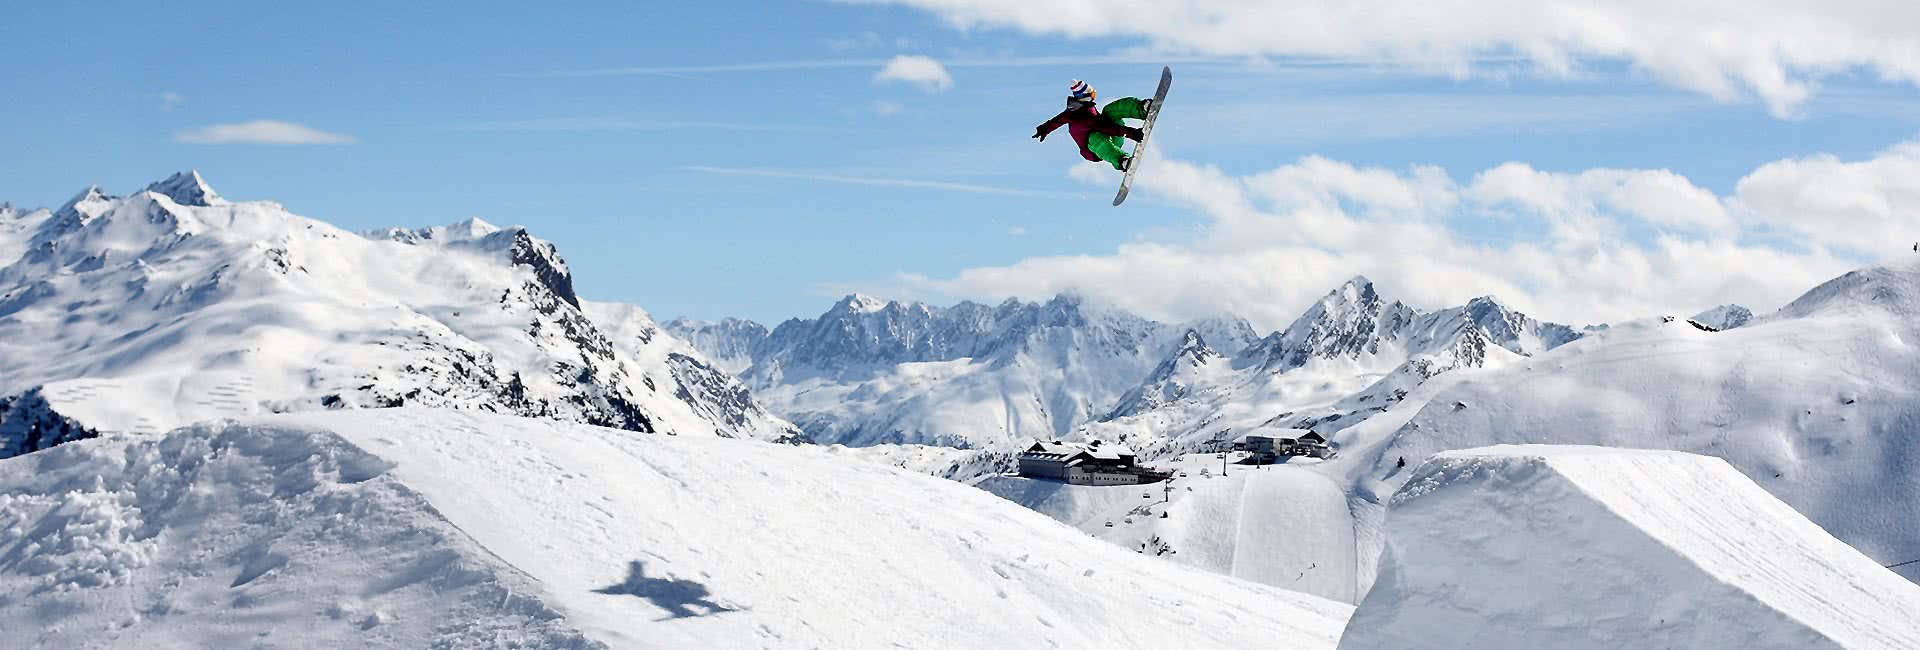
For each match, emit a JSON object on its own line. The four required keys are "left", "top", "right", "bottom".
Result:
{"left": 594, "top": 560, "right": 739, "bottom": 620}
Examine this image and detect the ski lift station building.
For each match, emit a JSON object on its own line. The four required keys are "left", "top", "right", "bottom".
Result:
{"left": 1234, "top": 428, "right": 1333, "bottom": 461}
{"left": 1017, "top": 440, "right": 1170, "bottom": 485}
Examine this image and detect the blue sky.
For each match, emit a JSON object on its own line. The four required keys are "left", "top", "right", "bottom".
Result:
{"left": 6, "top": 1, "right": 1920, "bottom": 328}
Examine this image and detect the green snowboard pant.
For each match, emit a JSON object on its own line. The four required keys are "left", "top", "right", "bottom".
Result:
{"left": 1088, "top": 97, "right": 1149, "bottom": 170}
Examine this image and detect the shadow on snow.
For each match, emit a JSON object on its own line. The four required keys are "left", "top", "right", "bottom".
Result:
{"left": 594, "top": 560, "right": 739, "bottom": 620}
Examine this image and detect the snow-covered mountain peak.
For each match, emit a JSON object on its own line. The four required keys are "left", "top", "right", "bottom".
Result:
{"left": 0, "top": 175, "right": 799, "bottom": 454}
{"left": 54, "top": 184, "right": 114, "bottom": 220}
{"left": 447, "top": 216, "right": 501, "bottom": 238}
{"left": 1106, "top": 327, "right": 1226, "bottom": 419}
{"left": 1248, "top": 275, "right": 1416, "bottom": 372}
{"left": 143, "top": 170, "right": 225, "bottom": 207}
{"left": 1462, "top": 294, "right": 1506, "bottom": 316}
{"left": 1773, "top": 260, "right": 1920, "bottom": 320}
{"left": 1293, "top": 276, "right": 1392, "bottom": 334}
{"left": 41, "top": 185, "right": 117, "bottom": 242}
{"left": 1692, "top": 304, "right": 1755, "bottom": 330}
{"left": 834, "top": 292, "right": 892, "bottom": 314}
{"left": 1172, "top": 328, "right": 1216, "bottom": 359}
{"left": 365, "top": 220, "right": 578, "bottom": 309}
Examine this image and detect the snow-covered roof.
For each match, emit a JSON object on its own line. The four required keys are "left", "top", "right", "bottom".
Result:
{"left": 1022, "top": 441, "right": 1133, "bottom": 461}
{"left": 1023, "top": 441, "right": 1083, "bottom": 457}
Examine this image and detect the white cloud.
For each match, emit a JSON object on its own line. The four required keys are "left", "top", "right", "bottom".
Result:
{"left": 887, "top": 141, "right": 1920, "bottom": 329}
{"left": 848, "top": 0, "right": 1920, "bottom": 116}
{"left": 174, "top": 120, "right": 356, "bottom": 145}
{"left": 160, "top": 91, "right": 184, "bottom": 111}
{"left": 1009, "top": 226, "right": 1028, "bottom": 236}
{"left": 1731, "top": 141, "right": 1920, "bottom": 253}
{"left": 874, "top": 55, "right": 955, "bottom": 92}
{"left": 1470, "top": 164, "right": 1737, "bottom": 238}
{"left": 873, "top": 100, "right": 906, "bottom": 116}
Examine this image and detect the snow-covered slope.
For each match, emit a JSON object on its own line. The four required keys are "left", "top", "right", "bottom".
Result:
{"left": 0, "top": 408, "right": 1352, "bottom": 649}
{"left": 825, "top": 443, "right": 1019, "bottom": 482}
{"left": 1341, "top": 446, "right": 1920, "bottom": 649}
{"left": 583, "top": 302, "right": 798, "bottom": 442}
{"left": 1352, "top": 260, "right": 1920, "bottom": 583}
{"left": 0, "top": 173, "right": 796, "bottom": 457}
{"left": 0, "top": 202, "right": 51, "bottom": 267}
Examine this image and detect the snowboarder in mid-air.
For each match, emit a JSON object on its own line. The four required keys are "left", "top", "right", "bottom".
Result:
{"left": 1032, "top": 80, "right": 1154, "bottom": 172}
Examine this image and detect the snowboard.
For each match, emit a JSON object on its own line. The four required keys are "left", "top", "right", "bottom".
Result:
{"left": 1113, "top": 66, "right": 1173, "bottom": 207}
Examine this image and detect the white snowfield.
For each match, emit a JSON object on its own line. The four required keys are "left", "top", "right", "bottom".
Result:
{"left": 0, "top": 408, "right": 1351, "bottom": 649}
{"left": 1340, "top": 445, "right": 1920, "bottom": 650}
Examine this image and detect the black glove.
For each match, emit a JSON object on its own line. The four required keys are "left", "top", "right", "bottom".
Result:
{"left": 1032, "top": 128, "right": 1047, "bottom": 141}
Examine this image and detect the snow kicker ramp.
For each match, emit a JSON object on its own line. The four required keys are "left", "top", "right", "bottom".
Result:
{"left": 980, "top": 459, "right": 1362, "bottom": 604}
{"left": 1340, "top": 445, "right": 1920, "bottom": 650}
{"left": 0, "top": 408, "right": 1350, "bottom": 649}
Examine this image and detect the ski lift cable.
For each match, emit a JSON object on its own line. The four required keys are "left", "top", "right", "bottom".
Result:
{"left": 1887, "top": 558, "right": 1919, "bottom": 570}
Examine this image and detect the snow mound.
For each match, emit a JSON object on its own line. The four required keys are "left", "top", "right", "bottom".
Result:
{"left": 980, "top": 453, "right": 1362, "bottom": 604}
{"left": 0, "top": 408, "right": 1350, "bottom": 649}
{"left": 1366, "top": 261, "right": 1920, "bottom": 583}
{"left": 0, "top": 412, "right": 587, "bottom": 648}
{"left": 1340, "top": 445, "right": 1920, "bottom": 650}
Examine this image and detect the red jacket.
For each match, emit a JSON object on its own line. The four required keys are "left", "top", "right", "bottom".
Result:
{"left": 1035, "top": 106, "right": 1143, "bottom": 162}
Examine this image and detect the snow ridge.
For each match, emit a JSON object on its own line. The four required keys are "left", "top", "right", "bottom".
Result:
{"left": 0, "top": 173, "right": 799, "bottom": 456}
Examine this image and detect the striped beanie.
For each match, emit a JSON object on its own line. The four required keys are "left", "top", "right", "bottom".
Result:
{"left": 1069, "top": 80, "right": 1095, "bottom": 102}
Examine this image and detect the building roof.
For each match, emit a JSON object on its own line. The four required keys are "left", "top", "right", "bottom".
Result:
{"left": 1024, "top": 441, "right": 1082, "bottom": 456}
{"left": 1023, "top": 440, "right": 1133, "bottom": 462}
{"left": 1298, "top": 431, "right": 1328, "bottom": 443}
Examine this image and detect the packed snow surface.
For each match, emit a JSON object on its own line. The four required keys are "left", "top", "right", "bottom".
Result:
{"left": 0, "top": 408, "right": 1351, "bottom": 649}
{"left": 1340, "top": 445, "right": 1920, "bottom": 650}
